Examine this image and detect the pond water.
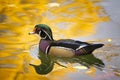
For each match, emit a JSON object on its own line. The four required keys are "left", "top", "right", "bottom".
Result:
{"left": 0, "top": 0, "right": 120, "bottom": 80}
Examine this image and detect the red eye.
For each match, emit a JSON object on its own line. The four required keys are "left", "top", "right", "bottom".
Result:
{"left": 37, "top": 28, "right": 41, "bottom": 31}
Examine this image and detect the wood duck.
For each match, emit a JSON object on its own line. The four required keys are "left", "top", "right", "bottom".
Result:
{"left": 29, "top": 24, "right": 104, "bottom": 57}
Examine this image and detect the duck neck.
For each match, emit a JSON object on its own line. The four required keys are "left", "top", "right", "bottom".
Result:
{"left": 39, "top": 39, "right": 52, "bottom": 54}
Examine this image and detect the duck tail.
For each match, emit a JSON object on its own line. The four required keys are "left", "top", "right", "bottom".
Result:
{"left": 75, "top": 44, "right": 104, "bottom": 55}
{"left": 92, "top": 44, "right": 104, "bottom": 49}
{"left": 84, "top": 44, "right": 104, "bottom": 53}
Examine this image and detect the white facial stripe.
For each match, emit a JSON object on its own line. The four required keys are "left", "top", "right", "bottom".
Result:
{"left": 42, "top": 30, "right": 52, "bottom": 40}
{"left": 42, "top": 36, "right": 47, "bottom": 39}
{"left": 39, "top": 30, "right": 41, "bottom": 35}
{"left": 39, "top": 30, "right": 47, "bottom": 39}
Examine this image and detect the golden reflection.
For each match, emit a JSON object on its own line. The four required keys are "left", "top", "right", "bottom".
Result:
{"left": 0, "top": 0, "right": 108, "bottom": 80}
{"left": 85, "top": 66, "right": 96, "bottom": 77}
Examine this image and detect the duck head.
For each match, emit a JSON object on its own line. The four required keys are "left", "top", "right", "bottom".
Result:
{"left": 29, "top": 24, "right": 54, "bottom": 40}
{"left": 30, "top": 61, "right": 54, "bottom": 75}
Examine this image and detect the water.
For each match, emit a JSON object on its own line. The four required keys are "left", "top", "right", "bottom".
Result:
{"left": 0, "top": 0, "right": 120, "bottom": 80}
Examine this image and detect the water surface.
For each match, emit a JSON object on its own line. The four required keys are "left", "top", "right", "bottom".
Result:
{"left": 0, "top": 0, "right": 120, "bottom": 80}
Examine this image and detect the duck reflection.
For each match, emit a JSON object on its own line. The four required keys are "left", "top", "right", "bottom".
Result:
{"left": 30, "top": 51, "right": 104, "bottom": 75}
{"left": 55, "top": 54, "right": 105, "bottom": 70}
{"left": 30, "top": 51, "right": 54, "bottom": 75}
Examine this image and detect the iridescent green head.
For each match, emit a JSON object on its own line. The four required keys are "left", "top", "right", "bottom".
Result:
{"left": 29, "top": 24, "right": 53, "bottom": 40}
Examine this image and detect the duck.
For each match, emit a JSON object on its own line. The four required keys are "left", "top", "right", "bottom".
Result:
{"left": 29, "top": 24, "right": 104, "bottom": 57}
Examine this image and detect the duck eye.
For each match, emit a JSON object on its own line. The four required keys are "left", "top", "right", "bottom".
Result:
{"left": 36, "top": 28, "right": 41, "bottom": 34}
{"left": 37, "top": 28, "right": 41, "bottom": 31}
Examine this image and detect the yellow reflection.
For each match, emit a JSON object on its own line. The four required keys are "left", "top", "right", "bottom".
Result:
{"left": 0, "top": 0, "right": 108, "bottom": 80}
{"left": 85, "top": 66, "right": 96, "bottom": 77}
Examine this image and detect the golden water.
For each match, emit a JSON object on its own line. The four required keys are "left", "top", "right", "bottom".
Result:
{"left": 0, "top": 0, "right": 112, "bottom": 80}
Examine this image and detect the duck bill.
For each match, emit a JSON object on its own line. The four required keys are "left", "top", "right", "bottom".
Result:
{"left": 29, "top": 32, "right": 36, "bottom": 35}
{"left": 29, "top": 28, "right": 36, "bottom": 35}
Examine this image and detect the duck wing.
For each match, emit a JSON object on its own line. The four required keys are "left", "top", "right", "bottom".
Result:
{"left": 50, "top": 39, "right": 90, "bottom": 50}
